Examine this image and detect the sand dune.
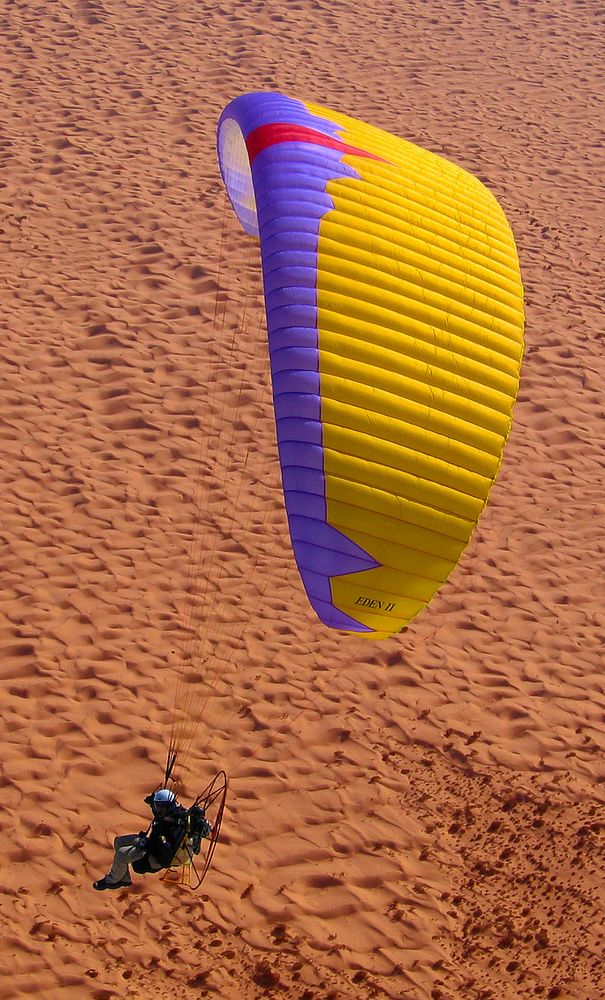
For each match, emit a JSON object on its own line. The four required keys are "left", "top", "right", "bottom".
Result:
{"left": 0, "top": 1, "right": 603, "bottom": 998}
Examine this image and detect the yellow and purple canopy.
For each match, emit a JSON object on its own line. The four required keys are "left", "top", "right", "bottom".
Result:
{"left": 217, "top": 93, "right": 524, "bottom": 639}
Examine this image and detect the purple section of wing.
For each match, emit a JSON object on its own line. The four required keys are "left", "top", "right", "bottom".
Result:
{"left": 281, "top": 465, "right": 324, "bottom": 494}
{"left": 272, "top": 369, "right": 320, "bottom": 397}
{"left": 273, "top": 392, "right": 320, "bottom": 420}
{"left": 277, "top": 417, "right": 322, "bottom": 447}
{"left": 284, "top": 490, "right": 325, "bottom": 519}
{"left": 217, "top": 93, "right": 376, "bottom": 633}
{"left": 289, "top": 517, "right": 378, "bottom": 572}
{"left": 308, "top": 599, "right": 375, "bottom": 632}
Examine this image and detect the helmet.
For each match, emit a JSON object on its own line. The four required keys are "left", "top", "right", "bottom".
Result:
{"left": 153, "top": 788, "right": 176, "bottom": 805}
{"left": 147, "top": 787, "right": 177, "bottom": 816}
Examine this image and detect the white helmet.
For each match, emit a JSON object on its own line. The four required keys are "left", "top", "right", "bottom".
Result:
{"left": 153, "top": 788, "right": 176, "bottom": 805}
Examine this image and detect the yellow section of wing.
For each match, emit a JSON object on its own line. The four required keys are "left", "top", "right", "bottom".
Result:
{"left": 305, "top": 100, "right": 524, "bottom": 635}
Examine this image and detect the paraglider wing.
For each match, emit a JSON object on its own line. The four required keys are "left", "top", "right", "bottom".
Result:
{"left": 217, "top": 93, "right": 524, "bottom": 639}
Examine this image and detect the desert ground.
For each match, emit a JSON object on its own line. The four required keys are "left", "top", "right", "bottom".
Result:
{"left": 0, "top": 1, "right": 603, "bottom": 998}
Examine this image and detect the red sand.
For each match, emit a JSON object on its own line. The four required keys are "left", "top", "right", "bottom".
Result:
{"left": 0, "top": 2, "right": 603, "bottom": 998}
